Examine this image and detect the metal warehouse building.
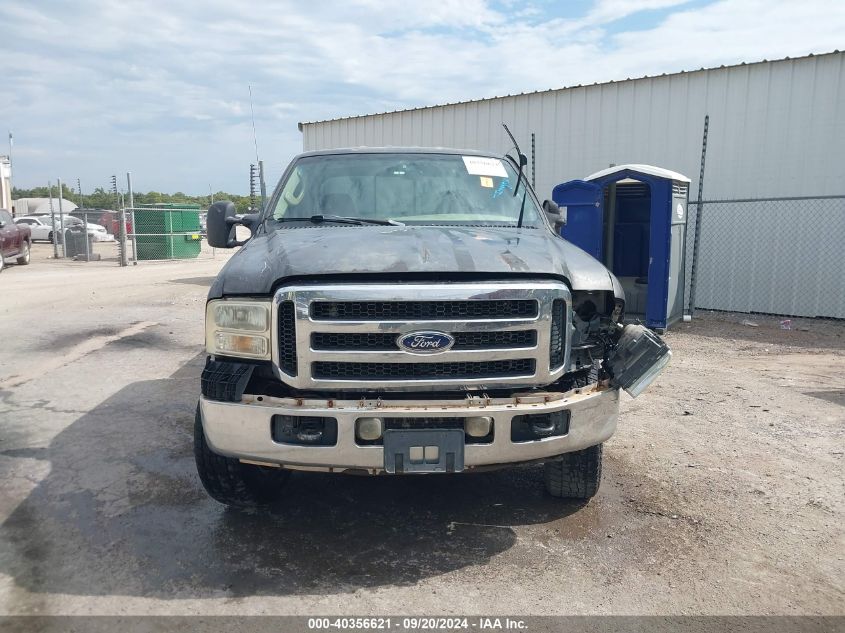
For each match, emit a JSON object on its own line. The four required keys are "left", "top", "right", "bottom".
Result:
{"left": 299, "top": 52, "right": 845, "bottom": 319}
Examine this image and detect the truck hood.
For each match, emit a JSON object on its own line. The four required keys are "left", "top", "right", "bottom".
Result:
{"left": 209, "top": 225, "right": 616, "bottom": 298}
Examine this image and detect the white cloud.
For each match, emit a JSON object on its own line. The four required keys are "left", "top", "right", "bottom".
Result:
{"left": 1, "top": 0, "right": 842, "bottom": 193}
{"left": 586, "top": 0, "right": 693, "bottom": 24}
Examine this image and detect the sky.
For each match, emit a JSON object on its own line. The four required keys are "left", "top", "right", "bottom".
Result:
{"left": 2, "top": 0, "right": 843, "bottom": 195}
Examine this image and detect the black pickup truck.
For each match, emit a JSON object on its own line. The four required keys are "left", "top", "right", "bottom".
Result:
{"left": 196, "top": 147, "right": 670, "bottom": 508}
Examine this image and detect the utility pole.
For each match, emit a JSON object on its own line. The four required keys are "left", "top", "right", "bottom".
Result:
{"left": 113, "top": 175, "right": 127, "bottom": 266}
{"left": 79, "top": 177, "right": 89, "bottom": 261}
{"left": 127, "top": 172, "right": 136, "bottom": 265}
{"left": 7, "top": 132, "right": 12, "bottom": 194}
{"left": 258, "top": 160, "right": 267, "bottom": 212}
{"left": 48, "top": 181, "right": 58, "bottom": 259}
{"left": 57, "top": 179, "right": 66, "bottom": 258}
{"left": 249, "top": 164, "right": 258, "bottom": 211}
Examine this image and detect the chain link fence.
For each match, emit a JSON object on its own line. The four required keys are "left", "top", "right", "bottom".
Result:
{"left": 16, "top": 208, "right": 121, "bottom": 262}
{"left": 67, "top": 208, "right": 121, "bottom": 262}
{"left": 118, "top": 205, "right": 218, "bottom": 264}
{"left": 686, "top": 195, "right": 845, "bottom": 319}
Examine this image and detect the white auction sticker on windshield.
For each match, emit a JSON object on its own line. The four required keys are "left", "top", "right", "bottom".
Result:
{"left": 462, "top": 156, "right": 508, "bottom": 177}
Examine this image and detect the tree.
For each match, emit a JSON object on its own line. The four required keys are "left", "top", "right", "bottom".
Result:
{"left": 13, "top": 186, "right": 254, "bottom": 213}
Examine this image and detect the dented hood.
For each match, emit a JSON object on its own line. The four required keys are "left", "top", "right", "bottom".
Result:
{"left": 209, "top": 225, "right": 615, "bottom": 298}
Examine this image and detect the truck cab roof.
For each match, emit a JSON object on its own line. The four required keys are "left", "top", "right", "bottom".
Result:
{"left": 295, "top": 146, "right": 500, "bottom": 159}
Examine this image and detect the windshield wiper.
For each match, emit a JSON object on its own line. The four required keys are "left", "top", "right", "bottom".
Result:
{"left": 315, "top": 214, "right": 404, "bottom": 226}
{"left": 275, "top": 215, "right": 404, "bottom": 226}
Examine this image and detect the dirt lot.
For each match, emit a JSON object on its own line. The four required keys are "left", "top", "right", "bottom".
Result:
{"left": 0, "top": 244, "right": 842, "bottom": 616}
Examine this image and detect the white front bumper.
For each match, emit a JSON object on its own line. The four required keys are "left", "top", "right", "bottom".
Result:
{"left": 199, "top": 386, "right": 619, "bottom": 473}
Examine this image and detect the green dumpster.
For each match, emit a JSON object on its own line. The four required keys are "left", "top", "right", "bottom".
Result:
{"left": 133, "top": 203, "right": 203, "bottom": 260}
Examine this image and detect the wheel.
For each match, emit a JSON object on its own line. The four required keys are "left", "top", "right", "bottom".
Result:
{"left": 194, "top": 404, "right": 290, "bottom": 508}
{"left": 544, "top": 444, "right": 603, "bottom": 500}
{"left": 16, "top": 242, "right": 31, "bottom": 265}
{"left": 47, "top": 231, "right": 54, "bottom": 244}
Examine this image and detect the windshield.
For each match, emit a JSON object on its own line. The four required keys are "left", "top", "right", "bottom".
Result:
{"left": 266, "top": 153, "right": 542, "bottom": 228}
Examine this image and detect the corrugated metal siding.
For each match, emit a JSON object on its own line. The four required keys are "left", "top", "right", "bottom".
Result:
{"left": 303, "top": 53, "right": 844, "bottom": 199}
{"left": 302, "top": 53, "right": 845, "bottom": 318}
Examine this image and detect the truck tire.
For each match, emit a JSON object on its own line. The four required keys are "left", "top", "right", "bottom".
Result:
{"left": 543, "top": 444, "right": 602, "bottom": 500}
{"left": 194, "top": 405, "right": 290, "bottom": 508}
{"left": 17, "top": 241, "right": 31, "bottom": 265}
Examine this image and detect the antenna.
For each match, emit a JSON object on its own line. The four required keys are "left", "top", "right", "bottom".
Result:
{"left": 249, "top": 84, "right": 260, "bottom": 165}
{"left": 502, "top": 123, "right": 529, "bottom": 228}
{"left": 248, "top": 85, "right": 267, "bottom": 211}
{"left": 502, "top": 123, "right": 527, "bottom": 198}
{"left": 502, "top": 123, "right": 520, "bottom": 157}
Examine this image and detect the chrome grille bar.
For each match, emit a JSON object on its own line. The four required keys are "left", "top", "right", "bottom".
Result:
{"left": 311, "top": 330, "right": 538, "bottom": 351}
{"left": 271, "top": 282, "right": 571, "bottom": 391}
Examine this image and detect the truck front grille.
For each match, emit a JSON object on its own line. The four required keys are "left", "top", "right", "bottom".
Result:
{"left": 313, "top": 359, "right": 536, "bottom": 381}
{"left": 311, "top": 300, "right": 538, "bottom": 321}
{"left": 278, "top": 300, "right": 298, "bottom": 376}
{"left": 550, "top": 299, "right": 566, "bottom": 370}
{"left": 311, "top": 330, "right": 538, "bottom": 351}
{"left": 273, "top": 282, "right": 571, "bottom": 390}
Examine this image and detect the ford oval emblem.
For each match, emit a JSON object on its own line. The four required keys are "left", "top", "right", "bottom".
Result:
{"left": 397, "top": 331, "right": 455, "bottom": 354}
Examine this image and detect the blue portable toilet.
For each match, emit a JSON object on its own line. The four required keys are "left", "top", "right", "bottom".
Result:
{"left": 551, "top": 180, "right": 604, "bottom": 259}
{"left": 553, "top": 164, "right": 691, "bottom": 331}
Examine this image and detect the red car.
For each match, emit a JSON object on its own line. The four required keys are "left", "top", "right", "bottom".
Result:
{"left": 71, "top": 209, "right": 131, "bottom": 236}
{"left": 0, "top": 208, "right": 32, "bottom": 272}
{"left": 98, "top": 210, "right": 132, "bottom": 236}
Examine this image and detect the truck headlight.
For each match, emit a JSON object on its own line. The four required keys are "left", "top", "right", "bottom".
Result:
{"left": 206, "top": 299, "right": 271, "bottom": 360}
{"left": 606, "top": 324, "right": 671, "bottom": 398}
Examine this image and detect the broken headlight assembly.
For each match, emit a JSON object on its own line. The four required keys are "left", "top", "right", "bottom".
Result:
{"left": 568, "top": 291, "right": 622, "bottom": 370}
{"left": 606, "top": 324, "right": 671, "bottom": 397}
{"left": 205, "top": 299, "right": 272, "bottom": 360}
{"left": 569, "top": 290, "right": 670, "bottom": 397}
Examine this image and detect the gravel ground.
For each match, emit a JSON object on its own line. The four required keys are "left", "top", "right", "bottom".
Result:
{"left": 0, "top": 245, "right": 842, "bottom": 616}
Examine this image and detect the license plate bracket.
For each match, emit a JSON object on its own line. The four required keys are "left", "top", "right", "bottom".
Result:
{"left": 383, "top": 429, "right": 465, "bottom": 474}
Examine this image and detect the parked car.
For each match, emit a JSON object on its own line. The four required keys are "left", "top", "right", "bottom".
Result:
{"left": 71, "top": 209, "right": 131, "bottom": 236}
{"left": 73, "top": 217, "right": 115, "bottom": 242}
{"left": 195, "top": 147, "right": 671, "bottom": 509}
{"left": 14, "top": 216, "right": 57, "bottom": 242}
{"left": 14, "top": 215, "right": 115, "bottom": 243}
{"left": 0, "top": 209, "right": 32, "bottom": 272}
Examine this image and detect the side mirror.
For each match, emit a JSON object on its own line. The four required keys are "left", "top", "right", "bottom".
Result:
{"left": 543, "top": 199, "right": 566, "bottom": 232}
{"left": 206, "top": 201, "right": 237, "bottom": 248}
{"left": 206, "top": 201, "right": 260, "bottom": 248}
